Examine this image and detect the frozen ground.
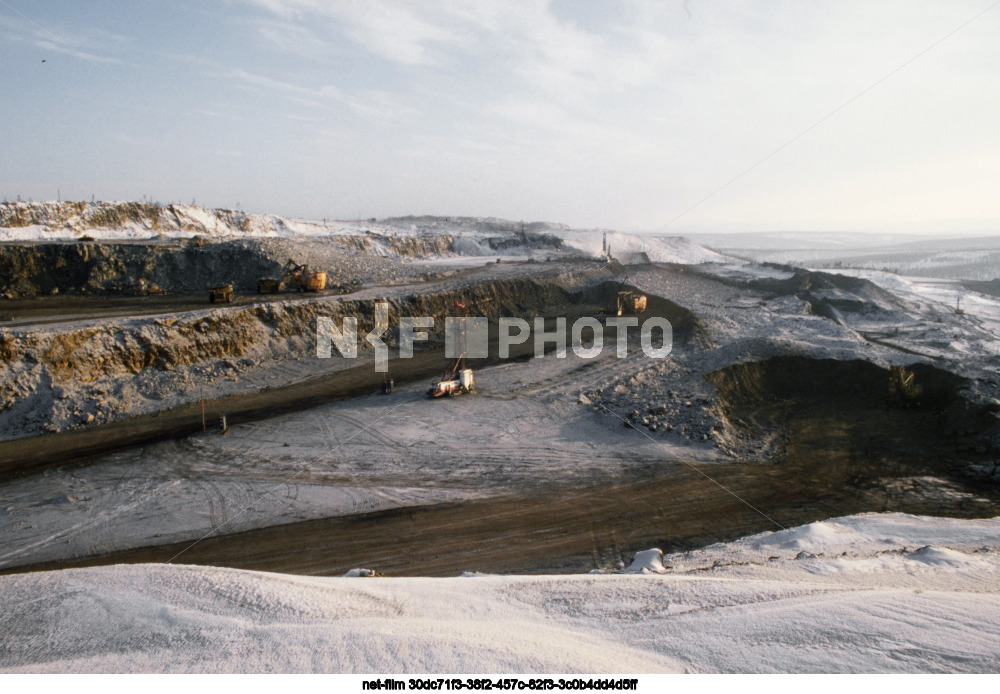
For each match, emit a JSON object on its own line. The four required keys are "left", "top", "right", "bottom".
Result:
{"left": 4, "top": 257, "right": 1000, "bottom": 570}
{"left": 0, "top": 202, "right": 729, "bottom": 268}
{"left": 588, "top": 261, "right": 1000, "bottom": 455}
{"left": 0, "top": 347, "right": 719, "bottom": 569}
{"left": 3, "top": 212, "right": 1000, "bottom": 660}
{"left": 692, "top": 230, "right": 1000, "bottom": 281}
{"left": 0, "top": 201, "right": 411, "bottom": 242}
{"left": 1, "top": 512, "right": 997, "bottom": 673}
{"left": 659, "top": 260, "right": 1000, "bottom": 380}
{"left": 816, "top": 268, "right": 1000, "bottom": 359}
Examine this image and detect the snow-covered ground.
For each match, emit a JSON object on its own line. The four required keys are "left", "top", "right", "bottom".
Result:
{"left": 0, "top": 201, "right": 728, "bottom": 268}
{"left": 3, "top": 212, "right": 999, "bottom": 674}
{"left": 1, "top": 512, "right": 997, "bottom": 673}
{"left": 817, "top": 268, "right": 1000, "bottom": 359}
{"left": 633, "top": 261, "right": 1000, "bottom": 377}
{"left": 692, "top": 231, "right": 1000, "bottom": 281}
{"left": 5, "top": 258, "right": 1000, "bottom": 570}
{"left": 558, "top": 229, "right": 726, "bottom": 265}
{"left": 0, "top": 348, "right": 719, "bottom": 570}
{"left": 0, "top": 203, "right": 332, "bottom": 242}
{"left": 0, "top": 202, "right": 617, "bottom": 248}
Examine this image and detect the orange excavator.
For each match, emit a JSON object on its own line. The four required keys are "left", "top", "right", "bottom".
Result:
{"left": 258, "top": 259, "right": 327, "bottom": 293}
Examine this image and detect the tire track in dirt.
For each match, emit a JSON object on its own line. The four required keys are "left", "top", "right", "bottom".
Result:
{"left": 0, "top": 453, "right": 900, "bottom": 577}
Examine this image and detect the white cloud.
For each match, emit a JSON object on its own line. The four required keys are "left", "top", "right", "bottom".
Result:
{"left": 243, "top": 0, "right": 465, "bottom": 66}
{"left": 0, "top": 14, "right": 126, "bottom": 64}
{"left": 230, "top": 0, "right": 686, "bottom": 164}
{"left": 222, "top": 66, "right": 414, "bottom": 121}
{"left": 237, "top": 0, "right": 676, "bottom": 93}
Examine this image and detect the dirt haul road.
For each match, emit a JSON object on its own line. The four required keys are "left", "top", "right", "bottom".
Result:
{"left": 4, "top": 441, "right": 997, "bottom": 578}
{"left": 0, "top": 265, "right": 489, "bottom": 328}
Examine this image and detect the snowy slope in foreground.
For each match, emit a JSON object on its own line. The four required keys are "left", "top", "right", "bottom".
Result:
{"left": 2, "top": 513, "right": 998, "bottom": 674}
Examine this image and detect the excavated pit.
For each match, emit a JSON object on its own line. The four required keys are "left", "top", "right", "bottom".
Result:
{"left": 707, "top": 357, "right": 999, "bottom": 487}
{"left": 2, "top": 270, "right": 691, "bottom": 473}
{"left": 5, "top": 314, "right": 1000, "bottom": 578}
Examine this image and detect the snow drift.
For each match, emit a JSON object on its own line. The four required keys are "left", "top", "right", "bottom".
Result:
{"left": 1, "top": 513, "right": 998, "bottom": 674}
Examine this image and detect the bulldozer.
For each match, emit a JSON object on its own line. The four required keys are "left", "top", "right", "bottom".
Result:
{"left": 258, "top": 259, "right": 327, "bottom": 294}
{"left": 597, "top": 277, "right": 647, "bottom": 317}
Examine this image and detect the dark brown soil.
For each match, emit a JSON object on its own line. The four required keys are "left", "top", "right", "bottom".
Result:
{"left": 4, "top": 443, "right": 996, "bottom": 578}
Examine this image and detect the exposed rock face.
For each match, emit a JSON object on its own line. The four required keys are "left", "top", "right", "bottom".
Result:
{"left": 333, "top": 234, "right": 455, "bottom": 258}
{"left": 0, "top": 235, "right": 460, "bottom": 299}
{"left": 2, "top": 201, "right": 130, "bottom": 229}
{"left": 0, "top": 276, "right": 585, "bottom": 439}
{"left": 0, "top": 240, "right": 280, "bottom": 298}
{"left": 587, "top": 346, "right": 1000, "bottom": 478}
{"left": 0, "top": 211, "right": 572, "bottom": 300}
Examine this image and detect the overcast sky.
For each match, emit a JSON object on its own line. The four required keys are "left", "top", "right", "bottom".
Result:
{"left": 2, "top": 1, "right": 998, "bottom": 234}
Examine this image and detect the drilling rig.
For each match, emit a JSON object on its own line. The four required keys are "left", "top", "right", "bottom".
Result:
{"left": 427, "top": 300, "right": 476, "bottom": 398}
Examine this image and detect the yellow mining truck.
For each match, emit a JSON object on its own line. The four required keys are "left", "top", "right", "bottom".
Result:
{"left": 208, "top": 284, "right": 233, "bottom": 303}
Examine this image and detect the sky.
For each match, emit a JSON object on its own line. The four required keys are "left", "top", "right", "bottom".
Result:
{"left": 1, "top": 0, "right": 998, "bottom": 235}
